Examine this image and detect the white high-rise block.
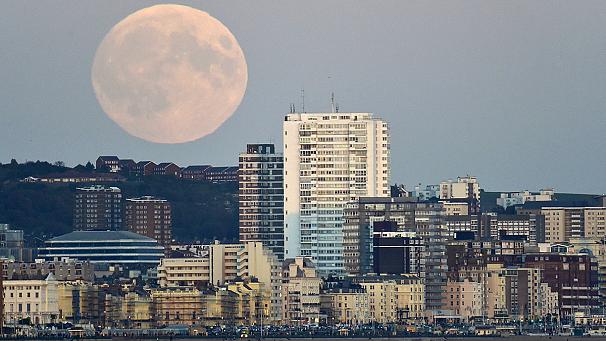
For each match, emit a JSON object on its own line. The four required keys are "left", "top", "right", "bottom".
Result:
{"left": 283, "top": 112, "right": 390, "bottom": 276}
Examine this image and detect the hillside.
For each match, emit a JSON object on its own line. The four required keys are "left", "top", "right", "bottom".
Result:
{"left": 0, "top": 161, "right": 238, "bottom": 245}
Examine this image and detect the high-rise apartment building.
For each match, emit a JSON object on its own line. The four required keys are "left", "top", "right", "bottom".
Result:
{"left": 283, "top": 112, "right": 390, "bottom": 276}
{"left": 542, "top": 207, "right": 606, "bottom": 243}
{"left": 239, "top": 143, "right": 285, "bottom": 260}
{"left": 125, "top": 196, "right": 172, "bottom": 246}
{"left": 439, "top": 176, "right": 481, "bottom": 214}
{"left": 73, "top": 185, "right": 122, "bottom": 230}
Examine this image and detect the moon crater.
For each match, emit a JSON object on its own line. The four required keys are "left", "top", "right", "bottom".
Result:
{"left": 92, "top": 4, "right": 248, "bottom": 143}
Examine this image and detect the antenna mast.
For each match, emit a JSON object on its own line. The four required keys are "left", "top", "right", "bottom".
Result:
{"left": 331, "top": 92, "right": 335, "bottom": 113}
{"left": 301, "top": 89, "right": 305, "bottom": 113}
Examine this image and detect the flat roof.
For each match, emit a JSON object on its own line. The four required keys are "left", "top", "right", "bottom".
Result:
{"left": 48, "top": 230, "right": 156, "bottom": 243}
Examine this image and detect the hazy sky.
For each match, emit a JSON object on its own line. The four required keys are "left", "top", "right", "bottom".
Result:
{"left": 1, "top": 1, "right": 605, "bottom": 193}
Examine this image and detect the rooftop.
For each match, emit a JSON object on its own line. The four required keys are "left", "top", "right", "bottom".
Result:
{"left": 284, "top": 112, "right": 377, "bottom": 121}
{"left": 76, "top": 185, "right": 121, "bottom": 192}
{"left": 156, "top": 162, "right": 178, "bottom": 168}
{"left": 97, "top": 156, "right": 119, "bottom": 161}
{"left": 47, "top": 230, "right": 156, "bottom": 243}
{"left": 126, "top": 196, "right": 168, "bottom": 203}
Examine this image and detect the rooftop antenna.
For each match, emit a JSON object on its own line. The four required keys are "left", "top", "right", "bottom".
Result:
{"left": 300, "top": 89, "right": 305, "bottom": 113}
{"left": 331, "top": 92, "right": 336, "bottom": 113}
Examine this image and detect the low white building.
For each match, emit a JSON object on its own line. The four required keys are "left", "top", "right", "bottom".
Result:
{"left": 497, "top": 189, "right": 554, "bottom": 209}
{"left": 3, "top": 274, "right": 59, "bottom": 325}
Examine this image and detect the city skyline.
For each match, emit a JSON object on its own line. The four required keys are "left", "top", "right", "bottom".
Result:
{"left": 4, "top": 1, "right": 606, "bottom": 335}
{"left": 1, "top": 1, "right": 605, "bottom": 193}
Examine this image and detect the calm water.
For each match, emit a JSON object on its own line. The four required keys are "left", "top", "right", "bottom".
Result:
{"left": 160, "top": 337, "right": 606, "bottom": 341}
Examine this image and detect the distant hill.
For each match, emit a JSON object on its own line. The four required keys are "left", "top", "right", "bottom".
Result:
{"left": 0, "top": 161, "right": 238, "bottom": 245}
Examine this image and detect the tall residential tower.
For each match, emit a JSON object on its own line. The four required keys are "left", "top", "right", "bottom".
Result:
{"left": 283, "top": 112, "right": 390, "bottom": 276}
{"left": 73, "top": 185, "right": 122, "bottom": 231}
{"left": 239, "top": 143, "right": 285, "bottom": 260}
{"left": 124, "top": 196, "right": 172, "bottom": 246}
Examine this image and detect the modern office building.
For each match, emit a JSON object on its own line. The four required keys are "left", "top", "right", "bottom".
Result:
{"left": 39, "top": 230, "right": 164, "bottom": 266}
{"left": 125, "top": 196, "right": 172, "bottom": 246}
{"left": 283, "top": 112, "right": 390, "bottom": 276}
{"left": 239, "top": 143, "right": 285, "bottom": 260}
{"left": 73, "top": 185, "right": 122, "bottom": 231}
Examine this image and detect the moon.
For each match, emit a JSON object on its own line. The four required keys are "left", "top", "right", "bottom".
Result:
{"left": 91, "top": 4, "right": 248, "bottom": 144}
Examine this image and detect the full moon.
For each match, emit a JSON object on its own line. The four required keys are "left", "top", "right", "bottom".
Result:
{"left": 91, "top": 4, "right": 248, "bottom": 143}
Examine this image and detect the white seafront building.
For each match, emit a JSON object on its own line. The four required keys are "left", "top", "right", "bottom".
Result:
{"left": 283, "top": 112, "right": 390, "bottom": 276}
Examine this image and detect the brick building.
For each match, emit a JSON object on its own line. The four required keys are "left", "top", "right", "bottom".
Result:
{"left": 125, "top": 196, "right": 172, "bottom": 246}
{"left": 73, "top": 185, "right": 122, "bottom": 231}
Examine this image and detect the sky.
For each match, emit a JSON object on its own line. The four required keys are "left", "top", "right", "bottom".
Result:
{"left": 1, "top": 1, "right": 605, "bottom": 193}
